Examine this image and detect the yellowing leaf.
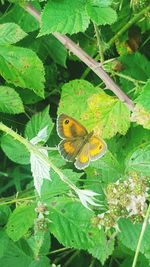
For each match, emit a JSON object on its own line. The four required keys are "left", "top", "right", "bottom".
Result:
{"left": 58, "top": 80, "right": 130, "bottom": 139}
{"left": 131, "top": 104, "right": 150, "bottom": 130}
{"left": 86, "top": 92, "right": 130, "bottom": 138}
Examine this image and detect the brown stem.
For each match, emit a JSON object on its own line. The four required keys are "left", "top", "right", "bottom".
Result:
{"left": 23, "top": 3, "right": 135, "bottom": 112}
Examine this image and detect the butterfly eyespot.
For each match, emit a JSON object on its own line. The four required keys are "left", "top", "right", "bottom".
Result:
{"left": 64, "top": 119, "right": 69, "bottom": 124}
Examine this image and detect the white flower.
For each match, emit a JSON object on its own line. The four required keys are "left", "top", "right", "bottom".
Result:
{"left": 75, "top": 189, "right": 100, "bottom": 210}
{"left": 126, "top": 195, "right": 146, "bottom": 216}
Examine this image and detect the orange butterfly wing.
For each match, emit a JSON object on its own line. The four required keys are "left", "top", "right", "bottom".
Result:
{"left": 57, "top": 114, "right": 87, "bottom": 139}
{"left": 75, "top": 136, "right": 107, "bottom": 170}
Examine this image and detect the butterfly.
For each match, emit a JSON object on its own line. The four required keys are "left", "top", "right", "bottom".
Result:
{"left": 56, "top": 114, "right": 107, "bottom": 170}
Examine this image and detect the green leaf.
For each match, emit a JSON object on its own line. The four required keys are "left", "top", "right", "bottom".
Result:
{"left": 0, "top": 4, "right": 40, "bottom": 33}
{"left": 1, "top": 135, "right": 30, "bottom": 165}
{"left": 58, "top": 79, "right": 130, "bottom": 139}
{"left": 125, "top": 143, "right": 150, "bottom": 175}
{"left": 29, "top": 256, "right": 50, "bottom": 267}
{"left": 85, "top": 150, "right": 121, "bottom": 187}
{"left": 119, "top": 53, "right": 150, "bottom": 95}
{"left": 0, "top": 206, "right": 11, "bottom": 226}
{"left": 48, "top": 197, "right": 114, "bottom": 263}
{"left": 25, "top": 106, "right": 54, "bottom": 142}
{"left": 43, "top": 35, "right": 67, "bottom": 67}
{"left": 48, "top": 197, "right": 95, "bottom": 249}
{"left": 87, "top": 2, "right": 117, "bottom": 25}
{"left": 0, "top": 86, "right": 24, "bottom": 114}
{"left": 40, "top": 0, "right": 90, "bottom": 36}
{"left": 6, "top": 204, "right": 36, "bottom": 241}
{"left": 0, "top": 230, "right": 32, "bottom": 266}
{"left": 118, "top": 219, "right": 150, "bottom": 254}
{"left": 41, "top": 168, "right": 82, "bottom": 202}
{"left": 0, "top": 45, "right": 45, "bottom": 98}
{"left": 0, "top": 23, "right": 27, "bottom": 45}
{"left": 135, "top": 80, "right": 150, "bottom": 112}
{"left": 88, "top": 228, "right": 114, "bottom": 264}
{"left": 58, "top": 79, "right": 100, "bottom": 127}
{"left": 27, "top": 232, "right": 51, "bottom": 258}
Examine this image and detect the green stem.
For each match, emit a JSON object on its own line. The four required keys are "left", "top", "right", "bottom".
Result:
{"left": 93, "top": 23, "right": 104, "bottom": 64}
{"left": 110, "top": 71, "right": 146, "bottom": 86}
{"left": 0, "top": 123, "right": 87, "bottom": 204}
{"left": 81, "top": 5, "right": 150, "bottom": 80}
{"left": 132, "top": 204, "right": 150, "bottom": 267}
{"left": 108, "top": 5, "right": 150, "bottom": 49}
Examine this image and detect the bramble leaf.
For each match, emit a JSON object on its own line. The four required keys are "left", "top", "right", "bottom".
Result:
{"left": 6, "top": 204, "right": 36, "bottom": 241}
{"left": 135, "top": 80, "right": 150, "bottom": 112}
{"left": 0, "top": 45, "right": 45, "bottom": 97}
{"left": 125, "top": 143, "right": 150, "bottom": 175}
{"left": 0, "top": 23, "right": 27, "bottom": 45}
{"left": 58, "top": 80, "right": 130, "bottom": 139}
{"left": 0, "top": 86, "right": 24, "bottom": 114}
{"left": 40, "top": 0, "right": 90, "bottom": 36}
{"left": 1, "top": 135, "right": 30, "bottom": 165}
{"left": 25, "top": 106, "right": 54, "bottom": 142}
{"left": 87, "top": 1, "right": 117, "bottom": 25}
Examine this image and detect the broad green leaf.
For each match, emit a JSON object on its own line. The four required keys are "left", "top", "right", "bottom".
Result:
{"left": 40, "top": 0, "right": 90, "bottom": 36}
{"left": 48, "top": 197, "right": 114, "bottom": 263}
{"left": 87, "top": 3, "right": 117, "bottom": 25}
{"left": 48, "top": 197, "right": 95, "bottom": 249}
{"left": 88, "top": 228, "right": 114, "bottom": 264}
{"left": 0, "top": 86, "right": 24, "bottom": 114}
{"left": 0, "top": 23, "right": 27, "bottom": 45}
{"left": 58, "top": 79, "right": 130, "bottom": 139}
{"left": 43, "top": 35, "right": 67, "bottom": 67}
{"left": 1, "top": 135, "right": 30, "bottom": 165}
{"left": 58, "top": 79, "right": 100, "bottom": 127}
{"left": 16, "top": 87, "right": 42, "bottom": 105}
{"left": 27, "top": 232, "right": 51, "bottom": 258}
{"left": 85, "top": 150, "right": 121, "bottom": 188}
{"left": 29, "top": 256, "right": 50, "bottom": 267}
{"left": 41, "top": 168, "right": 83, "bottom": 202}
{"left": 120, "top": 256, "right": 149, "bottom": 267}
{"left": 0, "top": 206, "right": 11, "bottom": 226}
{"left": 0, "top": 4, "right": 40, "bottom": 33}
{"left": 25, "top": 106, "right": 53, "bottom": 142}
{"left": 119, "top": 53, "right": 150, "bottom": 95}
{"left": 131, "top": 104, "right": 150, "bottom": 130}
{"left": 0, "top": 45, "right": 45, "bottom": 98}
{"left": 118, "top": 219, "right": 150, "bottom": 254}
{"left": 135, "top": 80, "right": 150, "bottom": 112}
{"left": 6, "top": 204, "right": 36, "bottom": 241}
{"left": 0, "top": 231, "right": 32, "bottom": 266}
{"left": 125, "top": 143, "right": 150, "bottom": 175}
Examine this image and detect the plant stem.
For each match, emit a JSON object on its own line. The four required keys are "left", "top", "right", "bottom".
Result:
{"left": 93, "top": 23, "right": 104, "bottom": 64}
{"left": 108, "top": 5, "right": 150, "bottom": 49}
{"left": 132, "top": 204, "right": 150, "bottom": 267}
{"left": 22, "top": 3, "right": 135, "bottom": 112}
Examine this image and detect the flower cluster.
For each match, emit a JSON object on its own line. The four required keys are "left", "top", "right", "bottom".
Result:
{"left": 34, "top": 201, "right": 50, "bottom": 232}
{"left": 95, "top": 172, "right": 149, "bottom": 229}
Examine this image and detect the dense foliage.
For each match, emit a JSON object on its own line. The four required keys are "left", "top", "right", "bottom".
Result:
{"left": 0, "top": 0, "right": 150, "bottom": 267}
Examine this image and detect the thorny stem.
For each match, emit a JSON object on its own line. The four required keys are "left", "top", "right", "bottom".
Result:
{"left": 81, "top": 4, "right": 150, "bottom": 80}
{"left": 23, "top": 3, "right": 135, "bottom": 112}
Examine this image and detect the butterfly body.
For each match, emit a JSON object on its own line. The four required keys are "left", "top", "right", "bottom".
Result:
{"left": 57, "top": 114, "right": 107, "bottom": 169}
